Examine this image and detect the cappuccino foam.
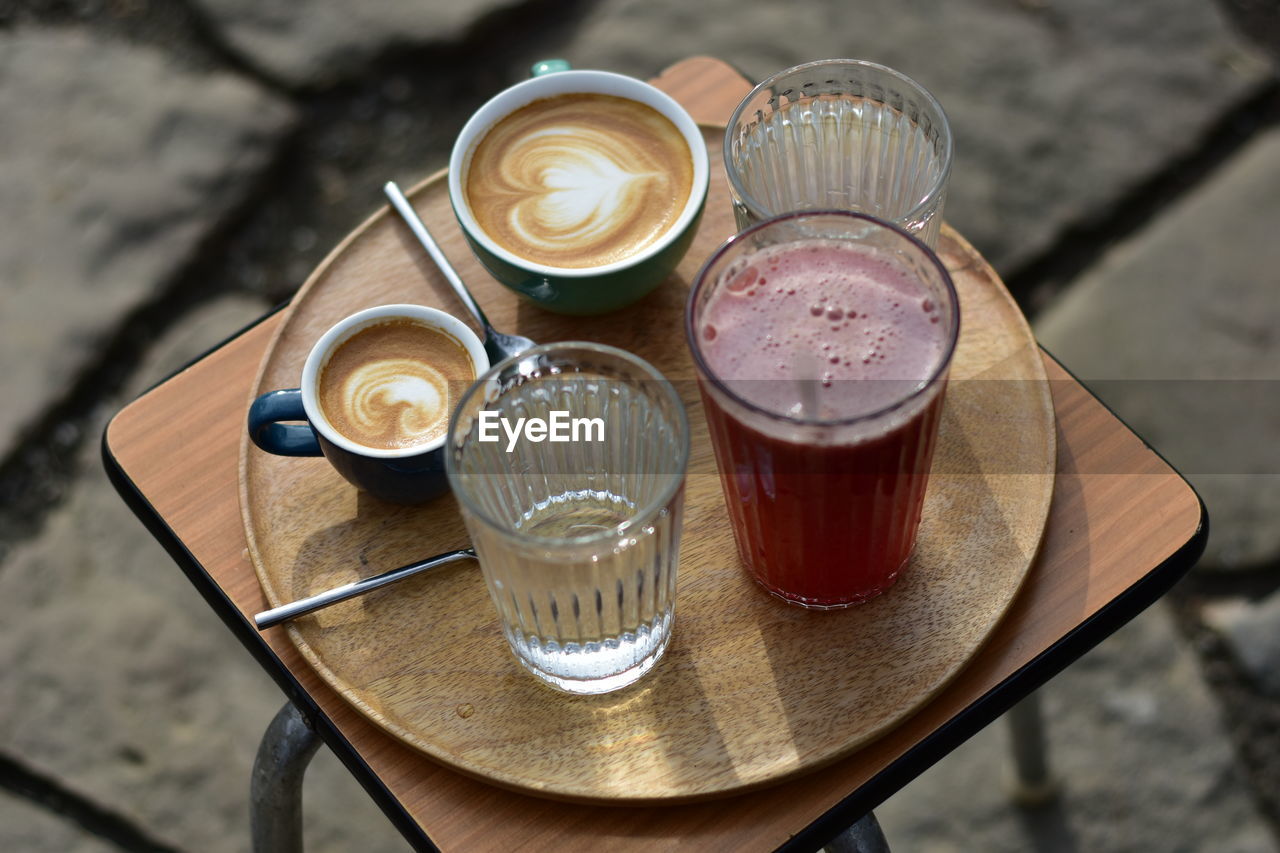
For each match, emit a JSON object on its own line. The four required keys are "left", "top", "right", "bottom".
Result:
{"left": 465, "top": 93, "right": 694, "bottom": 269}
{"left": 319, "top": 319, "right": 474, "bottom": 451}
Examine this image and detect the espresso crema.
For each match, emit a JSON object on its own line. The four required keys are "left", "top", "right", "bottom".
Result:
{"left": 318, "top": 319, "right": 474, "bottom": 451}
{"left": 465, "top": 93, "right": 694, "bottom": 269}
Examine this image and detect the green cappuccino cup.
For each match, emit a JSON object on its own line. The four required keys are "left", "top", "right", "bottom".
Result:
{"left": 448, "top": 63, "right": 709, "bottom": 316}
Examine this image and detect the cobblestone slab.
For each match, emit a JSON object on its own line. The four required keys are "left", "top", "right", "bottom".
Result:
{"left": 0, "top": 790, "right": 118, "bottom": 853}
{"left": 1035, "top": 127, "right": 1280, "bottom": 571}
{"left": 1205, "top": 594, "right": 1280, "bottom": 698}
{"left": 550, "top": 0, "right": 1269, "bottom": 274}
{"left": 177, "top": 1, "right": 1268, "bottom": 296}
{"left": 190, "top": 0, "right": 521, "bottom": 87}
{"left": 0, "top": 296, "right": 409, "bottom": 852}
{"left": 875, "top": 603, "right": 1276, "bottom": 852}
{"left": 0, "top": 28, "right": 294, "bottom": 462}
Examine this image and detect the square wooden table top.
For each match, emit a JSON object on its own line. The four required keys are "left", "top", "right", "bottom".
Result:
{"left": 103, "top": 57, "right": 1206, "bottom": 852}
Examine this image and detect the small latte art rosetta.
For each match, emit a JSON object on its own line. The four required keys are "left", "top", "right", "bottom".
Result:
{"left": 341, "top": 359, "right": 449, "bottom": 447}
{"left": 319, "top": 319, "right": 474, "bottom": 451}
{"left": 466, "top": 93, "right": 694, "bottom": 269}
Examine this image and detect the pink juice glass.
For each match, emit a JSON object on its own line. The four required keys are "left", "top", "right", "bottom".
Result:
{"left": 686, "top": 211, "right": 959, "bottom": 608}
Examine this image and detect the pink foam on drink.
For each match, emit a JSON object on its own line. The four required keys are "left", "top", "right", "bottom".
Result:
{"left": 699, "top": 240, "right": 945, "bottom": 420}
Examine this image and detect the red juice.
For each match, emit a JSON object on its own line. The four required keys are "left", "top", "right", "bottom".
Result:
{"left": 694, "top": 238, "right": 954, "bottom": 607}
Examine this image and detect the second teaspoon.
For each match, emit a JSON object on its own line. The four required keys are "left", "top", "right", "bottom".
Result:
{"left": 383, "top": 180, "right": 536, "bottom": 364}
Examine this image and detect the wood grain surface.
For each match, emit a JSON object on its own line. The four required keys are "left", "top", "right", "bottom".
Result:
{"left": 104, "top": 57, "right": 1204, "bottom": 851}
{"left": 238, "top": 126, "right": 1056, "bottom": 799}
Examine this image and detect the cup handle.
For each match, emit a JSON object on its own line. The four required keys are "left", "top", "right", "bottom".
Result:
{"left": 248, "top": 389, "right": 323, "bottom": 457}
{"left": 530, "top": 58, "right": 572, "bottom": 77}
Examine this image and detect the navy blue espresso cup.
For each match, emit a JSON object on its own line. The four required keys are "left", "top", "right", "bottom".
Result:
{"left": 247, "top": 304, "right": 490, "bottom": 505}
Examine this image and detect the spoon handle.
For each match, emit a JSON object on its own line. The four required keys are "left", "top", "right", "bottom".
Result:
{"left": 253, "top": 548, "right": 477, "bottom": 630}
{"left": 383, "top": 181, "right": 491, "bottom": 334}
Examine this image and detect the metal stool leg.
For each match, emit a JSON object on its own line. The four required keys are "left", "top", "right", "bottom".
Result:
{"left": 251, "top": 701, "right": 322, "bottom": 853}
{"left": 1006, "top": 691, "right": 1058, "bottom": 806}
{"left": 825, "top": 812, "right": 891, "bottom": 853}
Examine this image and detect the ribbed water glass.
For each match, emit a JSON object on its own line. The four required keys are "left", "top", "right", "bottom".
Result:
{"left": 725, "top": 59, "right": 953, "bottom": 247}
{"left": 445, "top": 342, "right": 689, "bottom": 694}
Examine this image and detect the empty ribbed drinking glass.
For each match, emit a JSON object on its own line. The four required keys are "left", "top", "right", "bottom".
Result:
{"left": 445, "top": 342, "right": 689, "bottom": 694}
{"left": 725, "top": 59, "right": 953, "bottom": 248}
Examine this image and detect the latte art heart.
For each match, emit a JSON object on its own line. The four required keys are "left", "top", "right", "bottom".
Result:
{"left": 502, "top": 127, "right": 666, "bottom": 253}
{"left": 466, "top": 93, "right": 694, "bottom": 269}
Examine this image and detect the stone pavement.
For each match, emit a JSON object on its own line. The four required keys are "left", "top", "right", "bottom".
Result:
{"left": 1, "top": 1, "right": 1278, "bottom": 850}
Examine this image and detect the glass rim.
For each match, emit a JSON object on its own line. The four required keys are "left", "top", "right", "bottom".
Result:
{"left": 444, "top": 340, "right": 691, "bottom": 548}
{"left": 723, "top": 58, "right": 954, "bottom": 228}
{"left": 684, "top": 209, "right": 960, "bottom": 429}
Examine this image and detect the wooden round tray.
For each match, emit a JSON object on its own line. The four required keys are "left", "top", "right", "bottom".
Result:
{"left": 239, "top": 127, "right": 1056, "bottom": 803}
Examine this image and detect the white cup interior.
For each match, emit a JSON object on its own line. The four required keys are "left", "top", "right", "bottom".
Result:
{"left": 300, "top": 304, "right": 490, "bottom": 458}
{"left": 448, "top": 69, "right": 710, "bottom": 277}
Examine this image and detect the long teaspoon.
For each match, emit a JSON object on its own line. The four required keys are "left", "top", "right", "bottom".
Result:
{"left": 383, "top": 180, "right": 535, "bottom": 363}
